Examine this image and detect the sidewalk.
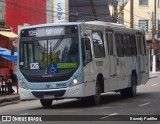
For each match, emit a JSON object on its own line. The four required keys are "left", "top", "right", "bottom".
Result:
{"left": 149, "top": 71, "right": 160, "bottom": 78}
{"left": 0, "top": 72, "right": 160, "bottom": 107}
{"left": 0, "top": 87, "right": 20, "bottom": 107}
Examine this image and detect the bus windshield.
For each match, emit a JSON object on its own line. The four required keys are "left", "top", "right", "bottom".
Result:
{"left": 19, "top": 26, "right": 79, "bottom": 77}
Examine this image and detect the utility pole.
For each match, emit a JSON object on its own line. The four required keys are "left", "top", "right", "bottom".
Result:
{"left": 130, "top": 0, "right": 134, "bottom": 28}
{"left": 152, "top": 12, "right": 156, "bottom": 72}
{"left": 152, "top": 0, "right": 157, "bottom": 72}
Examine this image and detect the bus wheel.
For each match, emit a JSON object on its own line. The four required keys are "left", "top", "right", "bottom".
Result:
{"left": 91, "top": 80, "right": 101, "bottom": 105}
{"left": 129, "top": 74, "right": 137, "bottom": 97}
{"left": 120, "top": 75, "right": 137, "bottom": 97}
{"left": 40, "top": 99, "right": 53, "bottom": 108}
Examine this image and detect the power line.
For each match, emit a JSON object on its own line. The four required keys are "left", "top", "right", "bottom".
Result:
{"left": 0, "top": 0, "right": 111, "bottom": 19}
{"left": 0, "top": 0, "right": 155, "bottom": 32}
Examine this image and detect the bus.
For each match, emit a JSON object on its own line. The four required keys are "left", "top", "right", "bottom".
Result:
{"left": 17, "top": 21, "right": 149, "bottom": 107}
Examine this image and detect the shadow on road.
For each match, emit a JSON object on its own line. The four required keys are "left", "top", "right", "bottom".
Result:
{"left": 30, "top": 91, "right": 160, "bottom": 110}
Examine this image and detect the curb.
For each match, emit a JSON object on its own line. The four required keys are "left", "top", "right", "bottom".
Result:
{"left": 149, "top": 75, "right": 158, "bottom": 79}
{"left": 0, "top": 95, "right": 20, "bottom": 107}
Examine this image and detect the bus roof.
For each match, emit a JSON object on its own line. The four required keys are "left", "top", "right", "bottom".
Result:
{"left": 85, "top": 21, "right": 126, "bottom": 28}
{"left": 20, "top": 22, "right": 82, "bottom": 30}
{"left": 20, "top": 21, "right": 144, "bottom": 33}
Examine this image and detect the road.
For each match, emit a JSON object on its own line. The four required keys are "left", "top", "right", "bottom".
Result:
{"left": 0, "top": 76, "right": 160, "bottom": 124}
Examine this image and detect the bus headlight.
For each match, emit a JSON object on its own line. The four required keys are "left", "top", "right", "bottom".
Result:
{"left": 71, "top": 77, "right": 79, "bottom": 87}
{"left": 19, "top": 79, "right": 28, "bottom": 90}
{"left": 73, "top": 79, "right": 78, "bottom": 85}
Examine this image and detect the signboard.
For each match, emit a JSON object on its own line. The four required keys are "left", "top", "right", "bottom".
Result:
{"left": 139, "top": 20, "right": 148, "bottom": 32}
{"left": 53, "top": 0, "right": 69, "bottom": 23}
{"left": 21, "top": 27, "right": 65, "bottom": 37}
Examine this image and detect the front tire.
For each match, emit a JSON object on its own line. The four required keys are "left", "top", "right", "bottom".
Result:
{"left": 91, "top": 80, "right": 101, "bottom": 105}
{"left": 40, "top": 99, "right": 53, "bottom": 108}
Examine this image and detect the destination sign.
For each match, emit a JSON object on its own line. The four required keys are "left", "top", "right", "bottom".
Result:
{"left": 20, "top": 26, "right": 78, "bottom": 38}
{"left": 46, "top": 27, "right": 65, "bottom": 36}
{"left": 21, "top": 27, "right": 65, "bottom": 37}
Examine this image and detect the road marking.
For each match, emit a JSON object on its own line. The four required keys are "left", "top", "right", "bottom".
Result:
{"left": 20, "top": 113, "right": 29, "bottom": 115}
{"left": 139, "top": 102, "right": 150, "bottom": 107}
{"left": 100, "top": 113, "right": 118, "bottom": 120}
{"left": 151, "top": 84, "right": 157, "bottom": 86}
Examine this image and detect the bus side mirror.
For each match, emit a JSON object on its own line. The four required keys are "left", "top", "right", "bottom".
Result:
{"left": 11, "top": 45, "right": 15, "bottom": 55}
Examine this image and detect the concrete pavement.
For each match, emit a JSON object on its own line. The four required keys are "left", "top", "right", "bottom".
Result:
{"left": 0, "top": 87, "right": 20, "bottom": 107}
{"left": 149, "top": 71, "right": 160, "bottom": 78}
{"left": 0, "top": 71, "right": 160, "bottom": 107}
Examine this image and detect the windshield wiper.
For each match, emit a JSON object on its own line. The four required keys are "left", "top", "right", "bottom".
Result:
{"left": 51, "top": 35, "right": 64, "bottom": 53}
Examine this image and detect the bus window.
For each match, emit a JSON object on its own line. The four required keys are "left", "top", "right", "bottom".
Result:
{"left": 106, "top": 33, "right": 114, "bottom": 55}
{"left": 143, "top": 36, "right": 147, "bottom": 55}
{"left": 123, "top": 35, "right": 127, "bottom": 56}
{"left": 126, "top": 35, "right": 132, "bottom": 56}
{"left": 137, "top": 35, "right": 143, "bottom": 55}
{"left": 115, "top": 33, "right": 124, "bottom": 57}
{"left": 82, "top": 38, "right": 92, "bottom": 66}
{"left": 92, "top": 31, "right": 105, "bottom": 58}
{"left": 131, "top": 35, "right": 137, "bottom": 56}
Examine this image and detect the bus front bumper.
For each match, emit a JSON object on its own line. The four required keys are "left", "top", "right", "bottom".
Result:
{"left": 19, "top": 83, "right": 85, "bottom": 100}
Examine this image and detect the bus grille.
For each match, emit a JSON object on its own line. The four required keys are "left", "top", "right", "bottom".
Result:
{"left": 25, "top": 75, "right": 71, "bottom": 83}
{"left": 32, "top": 90, "right": 66, "bottom": 98}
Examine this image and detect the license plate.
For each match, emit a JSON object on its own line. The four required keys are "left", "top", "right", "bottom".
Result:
{"left": 43, "top": 94, "right": 55, "bottom": 99}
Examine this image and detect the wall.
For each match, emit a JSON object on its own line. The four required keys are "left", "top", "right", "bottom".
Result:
{"left": 124, "top": 0, "right": 160, "bottom": 41}
{"left": 0, "top": 35, "right": 12, "bottom": 76}
{"left": 6, "top": 0, "right": 46, "bottom": 34}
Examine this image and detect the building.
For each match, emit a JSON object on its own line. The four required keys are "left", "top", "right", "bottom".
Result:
{"left": 6, "top": 0, "right": 46, "bottom": 34}
{"left": 5, "top": 0, "right": 116, "bottom": 33}
{"left": 123, "top": 0, "right": 160, "bottom": 71}
{"left": 69, "top": 0, "right": 114, "bottom": 22}
{"left": 0, "top": 27, "right": 17, "bottom": 76}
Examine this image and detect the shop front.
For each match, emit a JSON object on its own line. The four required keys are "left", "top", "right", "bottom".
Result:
{"left": 0, "top": 28, "right": 18, "bottom": 76}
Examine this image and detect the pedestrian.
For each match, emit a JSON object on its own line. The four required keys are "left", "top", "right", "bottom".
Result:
{"left": 6, "top": 69, "right": 18, "bottom": 94}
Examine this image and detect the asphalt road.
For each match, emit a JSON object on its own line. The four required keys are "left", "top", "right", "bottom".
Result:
{"left": 0, "top": 76, "right": 160, "bottom": 124}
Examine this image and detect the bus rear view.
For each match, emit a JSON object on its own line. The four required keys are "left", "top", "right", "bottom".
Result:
{"left": 18, "top": 24, "right": 84, "bottom": 107}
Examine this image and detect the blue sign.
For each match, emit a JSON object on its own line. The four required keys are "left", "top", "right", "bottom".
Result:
{"left": 47, "top": 64, "right": 58, "bottom": 73}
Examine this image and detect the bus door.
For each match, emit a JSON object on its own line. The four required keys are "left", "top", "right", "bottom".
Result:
{"left": 115, "top": 33, "right": 125, "bottom": 89}
{"left": 142, "top": 35, "right": 149, "bottom": 83}
{"left": 136, "top": 33, "right": 148, "bottom": 84}
{"left": 106, "top": 31, "right": 117, "bottom": 91}
{"left": 136, "top": 34, "right": 145, "bottom": 74}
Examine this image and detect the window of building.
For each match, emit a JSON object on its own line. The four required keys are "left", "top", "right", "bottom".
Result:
{"left": 139, "top": 20, "right": 148, "bottom": 32}
{"left": 139, "top": 0, "right": 148, "bottom": 5}
{"left": 92, "top": 31, "right": 105, "bottom": 58}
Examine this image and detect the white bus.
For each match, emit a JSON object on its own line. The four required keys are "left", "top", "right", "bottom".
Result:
{"left": 17, "top": 21, "right": 149, "bottom": 107}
